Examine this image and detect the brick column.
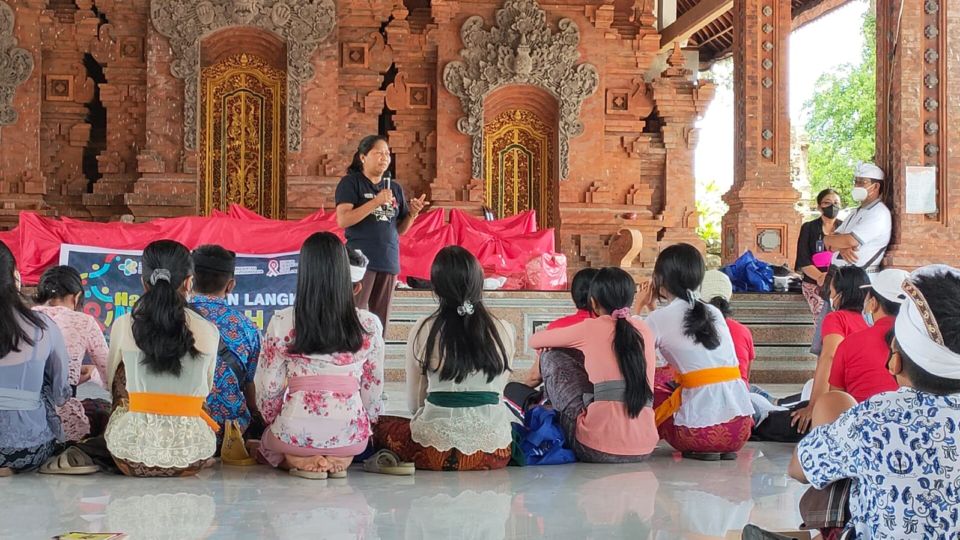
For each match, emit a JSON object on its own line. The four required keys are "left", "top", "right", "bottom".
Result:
{"left": 877, "top": 0, "right": 960, "bottom": 268}
{"left": 721, "top": 0, "right": 800, "bottom": 265}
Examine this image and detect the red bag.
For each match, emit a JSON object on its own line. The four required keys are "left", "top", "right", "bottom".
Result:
{"left": 525, "top": 253, "right": 568, "bottom": 290}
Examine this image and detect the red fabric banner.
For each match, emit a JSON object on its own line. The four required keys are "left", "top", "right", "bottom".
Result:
{"left": 7, "top": 207, "right": 555, "bottom": 287}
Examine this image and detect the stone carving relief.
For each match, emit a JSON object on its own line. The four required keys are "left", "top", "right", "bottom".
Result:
{"left": 150, "top": 0, "right": 336, "bottom": 151}
{"left": 442, "top": 0, "right": 599, "bottom": 180}
{"left": 0, "top": 1, "right": 35, "bottom": 125}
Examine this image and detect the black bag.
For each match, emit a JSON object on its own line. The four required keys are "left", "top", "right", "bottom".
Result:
{"left": 750, "top": 401, "right": 809, "bottom": 443}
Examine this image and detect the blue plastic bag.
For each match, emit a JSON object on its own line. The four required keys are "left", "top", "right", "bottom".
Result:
{"left": 721, "top": 251, "right": 773, "bottom": 292}
{"left": 510, "top": 406, "right": 576, "bottom": 466}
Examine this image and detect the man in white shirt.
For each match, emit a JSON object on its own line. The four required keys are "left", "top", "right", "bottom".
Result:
{"left": 810, "top": 162, "right": 892, "bottom": 354}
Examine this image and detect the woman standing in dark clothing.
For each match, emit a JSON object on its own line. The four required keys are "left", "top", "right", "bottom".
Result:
{"left": 335, "top": 136, "right": 429, "bottom": 335}
{"left": 795, "top": 189, "right": 842, "bottom": 316}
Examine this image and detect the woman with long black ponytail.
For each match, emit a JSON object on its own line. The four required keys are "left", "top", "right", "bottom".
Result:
{"left": 0, "top": 244, "right": 70, "bottom": 475}
{"left": 639, "top": 243, "right": 754, "bottom": 461}
{"left": 529, "top": 267, "right": 658, "bottom": 463}
{"left": 102, "top": 240, "right": 222, "bottom": 477}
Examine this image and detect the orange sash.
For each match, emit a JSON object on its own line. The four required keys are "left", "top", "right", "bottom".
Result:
{"left": 128, "top": 392, "right": 220, "bottom": 433}
{"left": 654, "top": 366, "right": 742, "bottom": 427}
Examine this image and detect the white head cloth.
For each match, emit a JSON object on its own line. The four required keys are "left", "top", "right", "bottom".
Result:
{"left": 895, "top": 265, "right": 960, "bottom": 380}
{"left": 349, "top": 250, "right": 369, "bottom": 283}
{"left": 854, "top": 162, "right": 885, "bottom": 181}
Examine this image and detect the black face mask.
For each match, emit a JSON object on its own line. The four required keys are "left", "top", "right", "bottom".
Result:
{"left": 821, "top": 204, "right": 840, "bottom": 219}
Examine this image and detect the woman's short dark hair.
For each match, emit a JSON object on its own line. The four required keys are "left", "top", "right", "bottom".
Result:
{"left": 830, "top": 266, "right": 869, "bottom": 313}
{"left": 0, "top": 243, "right": 46, "bottom": 357}
{"left": 289, "top": 232, "right": 366, "bottom": 356}
{"left": 653, "top": 243, "right": 720, "bottom": 350}
{"left": 570, "top": 268, "right": 600, "bottom": 311}
{"left": 589, "top": 267, "right": 652, "bottom": 418}
{"left": 132, "top": 240, "right": 198, "bottom": 377}
{"left": 892, "top": 271, "right": 960, "bottom": 395}
{"left": 191, "top": 244, "right": 236, "bottom": 295}
{"left": 347, "top": 135, "right": 389, "bottom": 174}
{"left": 816, "top": 188, "right": 840, "bottom": 205}
{"left": 33, "top": 265, "right": 84, "bottom": 306}
{"left": 417, "top": 246, "right": 510, "bottom": 383}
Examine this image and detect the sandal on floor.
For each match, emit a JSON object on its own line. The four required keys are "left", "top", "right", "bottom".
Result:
{"left": 39, "top": 447, "right": 99, "bottom": 475}
{"left": 720, "top": 452, "right": 738, "bottom": 461}
{"left": 329, "top": 470, "right": 348, "bottom": 479}
{"left": 289, "top": 468, "right": 328, "bottom": 480}
{"left": 681, "top": 451, "right": 722, "bottom": 462}
{"left": 363, "top": 449, "right": 415, "bottom": 476}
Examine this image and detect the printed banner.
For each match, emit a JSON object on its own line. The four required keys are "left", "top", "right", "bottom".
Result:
{"left": 59, "top": 244, "right": 298, "bottom": 334}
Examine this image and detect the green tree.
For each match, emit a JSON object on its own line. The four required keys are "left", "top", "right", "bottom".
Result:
{"left": 696, "top": 179, "right": 727, "bottom": 257}
{"left": 803, "top": 11, "right": 876, "bottom": 207}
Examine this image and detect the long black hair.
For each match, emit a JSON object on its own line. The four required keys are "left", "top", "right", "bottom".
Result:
{"left": 289, "top": 232, "right": 366, "bottom": 355}
{"left": 417, "top": 246, "right": 510, "bottom": 383}
{"left": 132, "top": 240, "right": 198, "bottom": 376}
{"left": 830, "top": 266, "right": 869, "bottom": 313}
{"left": 0, "top": 243, "right": 46, "bottom": 357}
{"left": 347, "top": 135, "right": 389, "bottom": 174}
{"left": 33, "top": 265, "right": 84, "bottom": 307}
{"left": 653, "top": 243, "right": 720, "bottom": 349}
{"left": 590, "top": 267, "right": 652, "bottom": 418}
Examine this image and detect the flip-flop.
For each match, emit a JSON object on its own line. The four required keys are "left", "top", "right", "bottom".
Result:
{"left": 363, "top": 449, "right": 415, "bottom": 476}
{"left": 39, "top": 447, "right": 99, "bottom": 475}
{"left": 289, "top": 468, "right": 328, "bottom": 480}
{"left": 329, "top": 470, "right": 348, "bottom": 479}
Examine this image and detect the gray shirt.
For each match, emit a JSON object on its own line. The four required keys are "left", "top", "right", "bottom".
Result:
{"left": 0, "top": 312, "right": 70, "bottom": 449}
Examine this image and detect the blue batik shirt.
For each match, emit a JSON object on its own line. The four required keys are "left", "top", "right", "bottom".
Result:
{"left": 189, "top": 295, "right": 262, "bottom": 435}
{"left": 798, "top": 387, "right": 960, "bottom": 539}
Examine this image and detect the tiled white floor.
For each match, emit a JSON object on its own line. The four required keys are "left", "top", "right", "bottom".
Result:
{"left": 9, "top": 383, "right": 808, "bottom": 539}
{"left": 2, "top": 441, "right": 807, "bottom": 539}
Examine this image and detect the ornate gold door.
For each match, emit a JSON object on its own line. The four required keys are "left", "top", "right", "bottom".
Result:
{"left": 483, "top": 109, "right": 555, "bottom": 230}
{"left": 199, "top": 53, "right": 286, "bottom": 218}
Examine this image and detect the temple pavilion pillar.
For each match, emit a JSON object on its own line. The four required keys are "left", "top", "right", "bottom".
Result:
{"left": 721, "top": 0, "right": 799, "bottom": 266}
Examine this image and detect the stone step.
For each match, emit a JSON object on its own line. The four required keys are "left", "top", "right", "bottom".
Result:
{"left": 748, "top": 324, "right": 814, "bottom": 346}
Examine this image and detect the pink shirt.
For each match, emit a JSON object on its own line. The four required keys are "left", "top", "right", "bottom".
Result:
{"left": 529, "top": 316, "right": 658, "bottom": 456}
{"left": 32, "top": 305, "right": 108, "bottom": 385}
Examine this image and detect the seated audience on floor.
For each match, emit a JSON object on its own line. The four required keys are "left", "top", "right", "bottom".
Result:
{"left": 525, "top": 267, "right": 599, "bottom": 387}
{"left": 188, "top": 245, "right": 264, "bottom": 444}
{"left": 372, "top": 246, "right": 515, "bottom": 471}
{"left": 32, "top": 265, "right": 109, "bottom": 442}
{"left": 789, "top": 266, "right": 870, "bottom": 433}
{"left": 528, "top": 267, "right": 657, "bottom": 463}
{"left": 637, "top": 243, "right": 754, "bottom": 461}
{"left": 828, "top": 268, "right": 908, "bottom": 403}
{"left": 0, "top": 245, "right": 70, "bottom": 475}
{"left": 255, "top": 232, "right": 384, "bottom": 478}
{"left": 104, "top": 239, "right": 222, "bottom": 477}
{"left": 781, "top": 265, "right": 960, "bottom": 539}
{"left": 700, "top": 270, "right": 754, "bottom": 384}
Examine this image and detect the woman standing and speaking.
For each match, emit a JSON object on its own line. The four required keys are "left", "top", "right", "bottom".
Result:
{"left": 335, "top": 135, "right": 428, "bottom": 334}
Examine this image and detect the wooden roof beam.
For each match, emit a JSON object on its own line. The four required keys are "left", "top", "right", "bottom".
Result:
{"left": 659, "top": 0, "right": 734, "bottom": 52}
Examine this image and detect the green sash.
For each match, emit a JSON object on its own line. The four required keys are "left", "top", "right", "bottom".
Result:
{"left": 426, "top": 391, "right": 499, "bottom": 408}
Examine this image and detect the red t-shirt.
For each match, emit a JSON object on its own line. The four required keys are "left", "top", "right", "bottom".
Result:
{"left": 829, "top": 316, "right": 899, "bottom": 402}
{"left": 821, "top": 309, "right": 870, "bottom": 340}
{"left": 547, "top": 309, "right": 594, "bottom": 330}
{"left": 725, "top": 318, "right": 755, "bottom": 383}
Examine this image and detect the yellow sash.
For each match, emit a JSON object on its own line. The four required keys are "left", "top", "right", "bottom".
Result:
{"left": 654, "top": 366, "right": 742, "bottom": 427}
{"left": 128, "top": 392, "right": 221, "bottom": 433}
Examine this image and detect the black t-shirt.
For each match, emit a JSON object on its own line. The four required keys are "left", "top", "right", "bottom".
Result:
{"left": 795, "top": 217, "right": 843, "bottom": 284}
{"left": 334, "top": 171, "right": 409, "bottom": 275}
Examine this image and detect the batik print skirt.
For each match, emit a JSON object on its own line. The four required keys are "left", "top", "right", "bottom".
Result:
{"left": 653, "top": 385, "right": 754, "bottom": 453}
{"left": 372, "top": 416, "right": 511, "bottom": 471}
{"left": 0, "top": 440, "right": 58, "bottom": 472}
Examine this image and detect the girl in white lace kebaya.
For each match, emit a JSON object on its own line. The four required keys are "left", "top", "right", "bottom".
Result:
{"left": 372, "top": 246, "right": 515, "bottom": 470}
{"left": 104, "top": 240, "right": 221, "bottom": 477}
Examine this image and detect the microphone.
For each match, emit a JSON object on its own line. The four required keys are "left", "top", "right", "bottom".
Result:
{"left": 380, "top": 171, "right": 393, "bottom": 220}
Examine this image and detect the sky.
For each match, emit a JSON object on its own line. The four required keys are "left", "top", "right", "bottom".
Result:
{"left": 694, "top": 0, "right": 870, "bottom": 196}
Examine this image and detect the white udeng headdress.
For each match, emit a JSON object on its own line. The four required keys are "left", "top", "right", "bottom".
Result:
{"left": 895, "top": 265, "right": 960, "bottom": 380}
{"left": 349, "top": 250, "right": 369, "bottom": 283}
